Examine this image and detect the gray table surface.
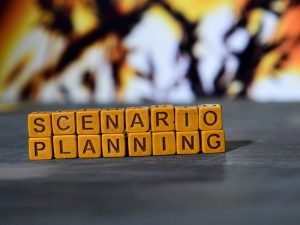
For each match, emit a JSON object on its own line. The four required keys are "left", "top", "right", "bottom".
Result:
{"left": 0, "top": 100, "right": 300, "bottom": 225}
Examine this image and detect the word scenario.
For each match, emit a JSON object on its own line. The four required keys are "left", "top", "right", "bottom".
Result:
{"left": 28, "top": 105, "right": 225, "bottom": 160}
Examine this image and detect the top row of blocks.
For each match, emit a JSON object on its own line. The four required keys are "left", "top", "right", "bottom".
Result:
{"left": 28, "top": 104, "right": 223, "bottom": 137}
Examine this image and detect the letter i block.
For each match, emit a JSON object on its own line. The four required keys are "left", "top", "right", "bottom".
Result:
{"left": 101, "top": 109, "right": 125, "bottom": 133}
{"left": 52, "top": 111, "right": 76, "bottom": 135}
{"left": 126, "top": 107, "right": 150, "bottom": 132}
{"left": 28, "top": 138, "right": 53, "bottom": 160}
{"left": 175, "top": 106, "right": 198, "bottom": 131}
{"left": 76, "top": 109, "right": 100, "bottom": 135}
{"left": 198, "top": 104, "right": 223, "bottom": 130}
{"left": 28, "top": 112, "right": 52, "bottom": 137}
{"left": 102, "top": 134, "right": 126, "bottom": 157}
{"left": 151, "top": 105, "right": 174, "bottom": 132}
{"left": 78, "top": 135, "right": 101, "bottom": 158}
{"left": 128, "top": 132, "right": 152, "bottom": 156}
{"left": 176, "top": 131, "right": 200, "bottom": 154}
{"left": 152, "top": 132, "right": 176, "bottom": 155}
{"left": 201, "top": 130, "right": 225, "bottom": 153}
{"left": 53, "top": 135, "right": 78, "bottom": 159}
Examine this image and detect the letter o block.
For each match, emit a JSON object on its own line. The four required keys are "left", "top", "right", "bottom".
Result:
{"left": 176, "top": 131, "right": 200, "bottom": 154}
{"left": 128, "top": 132, "right": 152, "bottom": 156}
{"left": 28, "top": 112, "right": 52, "bottom": 137}
{"left": 201, "top": 130, "right": 225, "bottom": 153}
{"left": 78, "top": 135, "right": 101, "bottom": 158}
{"left": 126, "top": 107, "right": 149, "bottom": 132}
{"left": 52, "top": 111, "right": 76, "bottom": 135}
{"left": 151, "top": 105, "right": 174, "bottom": 132}
{"left": 175, "top": 106, "right": 198, "bottom": 131}
{"left": 152, "top": 132, "right": 176, "bottom": 155}
{"left": 76, "top": 109, "right": 100, "bottom": 135}
{"left": 198, "top": 104, "right": 222, "bottom": 130}
{"left": 28, "top": 137, "right": 52, "bottom": 160}
{"left": 102, "top": 134, "right": 126, "bottom": 157}
{"left": 101, "top": 109, "right": 125, "bottom": 133}
{"left": 53, "top": 135, "right": 78, "bottom": 159}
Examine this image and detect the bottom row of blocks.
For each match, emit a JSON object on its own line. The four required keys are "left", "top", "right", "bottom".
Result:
{"left": 29, "top": 131, "right": 225, "bottom": 160}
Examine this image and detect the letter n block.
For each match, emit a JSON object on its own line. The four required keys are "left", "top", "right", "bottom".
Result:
{"left": 28, "top": 112, "right": 52, "bottom": 137}
{"left": 76, "top": 109, "right": 100, "bottom": 135}
{"left": 175, "top": 106, "right": 198, "bottom": 131}
{"left": 128, "top": 132, "right": 152, "bottom": 156}
{"left": 102, "top": 134, "right": 126, "bottom": 157}
{"left": 101, "top": 109, "right": 125, "bottom": 133}
{"left": 28, "top": 137, "right": 52, "bottom": 160}
{"left": 152, "top": 132, "right": 176, "bottom": 155}
{"left": 126, "top": 107, "right": 149, "bottom": 132}
{"left": 52, "top": 111, "right": 76, "bottom": 135}
{"left": 201, "top": 130, "right": 225, "bottom": 153}
{"left": 53, "top": 135, "right": 78, "bottom": 159}
{"left": 176, "top": 131, "right": 200, "bottom": 154}
{"left": 151, "top": 105, "right": 174, "bottom": 132}
{"left": 78, "top": 135, "right": 101, "bottom": 158}
{"left": 198, "top": 104, "right": 222, "bottom": 130}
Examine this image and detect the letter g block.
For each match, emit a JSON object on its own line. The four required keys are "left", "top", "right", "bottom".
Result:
{"left": 201, "top": 130, "right": 225, "bottom": 153}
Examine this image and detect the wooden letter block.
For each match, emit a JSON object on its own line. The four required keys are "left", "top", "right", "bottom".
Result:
{"left": 175, "top": 106, "right": 198, "bottom": 131}
{"left": 28, "top": 112, "right": 52, "bottom": 137}
{"left": 151, "top": 105, "right": 174, "bottom": 132}
{"left": 78, "top": 135, "right": 101, "bottom": 158}
{"left": 128, "top": 132, "right": 152, "bottom": 156}
{"left": 126, "top": 107, "right": 150, "bottom": 132}
{"left": 52, "top": 111, "right": 76, "bottom": 135}
{"left": 28, "top": 137, "right": 52, "bottom": 160}
{"left": 198, "top": 104, "right": 223, "bottom": 130}
{"left": 53, "top": 135, "right": 77, "bottom": 159}
{"left": 101, "top": 109, "right": 125, "bottom": 133}
{"left": 76, "top": 109, "right": 100, "bottom": 135}
{"left": 102, "top": 134, "right": 126, "bottom": 157}
{"left": 176, "top": 131, "right": 200, "bottom": 154}
{"left": 201, "top": 130, "right": 225, "bottom": 153}
{"left": 152, "top": 132, "right": 176, "bottom": 155}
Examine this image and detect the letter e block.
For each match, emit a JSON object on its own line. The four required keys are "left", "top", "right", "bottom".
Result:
{"left": 198, "top": 104, "right": 223, "bottom": 130}
{"left": 201, "top": 130, "right": 225, "bottom": 153}
{"left": 101, "top": 109, "right": 125, "bottom": 133}
{"left": 151, "top": 105, "right": 174, "bottom": 132}
{"left": 78, "top": 135, "right": 101, "bottom": 158}
{"left": 126, "top": 107, "right": 149, "bottom": 132}
{"left": 176, "top": 131, "right": 200, "bottom": 154}
{"left": 152, "top": 132, "right": 176, "bottom": 155}
{"left": 28, "top": 137, "right": 52, "bottom": 160}
{"left": 76, "top": 109, "right": 100, "bottom": 135}
{"left": 53, "top": 135, "right": 77, "bottom": 159}
{"left": 28, "top": 112, "right": 52, "bottom": 137}
{"left": 175, "top": 106, "right": 198, "bottom": 131}
{"left": 52, "top": 111, "right": 76, "bottom": 135}
{"left": 102, "top": 134, "right": 126, "bottom": 157}
{"left": 128, "top": 132, "right": 152, "bottom": 156}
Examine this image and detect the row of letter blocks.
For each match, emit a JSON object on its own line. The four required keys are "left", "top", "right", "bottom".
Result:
{"left": 28, "top": 105, "right": 225, "bottom": 160}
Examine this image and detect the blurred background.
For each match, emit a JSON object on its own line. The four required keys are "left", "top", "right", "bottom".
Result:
{"left": 0, "top": 0, "right": 300, "bottom": 104}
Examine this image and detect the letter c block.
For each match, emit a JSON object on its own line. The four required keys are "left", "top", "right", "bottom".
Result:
{"left": 52, "top": 111, "right": 76, "bottom": 135}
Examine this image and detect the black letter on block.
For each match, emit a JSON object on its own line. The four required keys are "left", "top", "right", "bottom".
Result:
{"left": 34, "top": 142, "right": 46, "bottom": 156}
{"left": 106, "top": 115, "right": 118, "bottom": 129}
{"left": 133, "top": 137, "right": 146, "bottom": 152}
{"left": 82, "top": 115, "right": 93, "bottom": 130}
{"left": 204, "top": 111, "right": 217, "bottom": 126}
{"left": 162, "top": 136, "right": 166, "bottom": 151}
{"left": 59, "top": 140, "right": 70, "bottom": 154}
{"left": 182, "top": 136, "right": 194, "bottom": 150}
{"left": 207, "top": 134, "right": 221, "bottom": 149}
{"left": 108, "top": 139, "right": 120, "bottom": 153}
{"left": 34, "top": 118, "right": 45, "bottom": 133}
{"left": 57, "top": 116, "right": 70, "bottom": 130}
{"left": 156, "top": 112, "right": 168, "bottom": 127}
{"left": 130, "top": 113, "right": 144, "bottom": 128}
{"left": 83, "top": 140, "right": 96, "bottom": 154}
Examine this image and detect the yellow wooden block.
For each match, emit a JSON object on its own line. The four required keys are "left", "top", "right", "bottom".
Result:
{"left": 28, "top": 112, "right": 52, "bottom": 137}
{"left": 176, "top": 131, "right": 200, "bottom": 154}
{"left": 28, "top": 137, "right": 53, "bottom": 160}
{"left": 152, "top": 132, "right": 176, "bottom": 155}
{"left": 198, "top": 104, "right": 223, "bottom": 130}
{"left": 201, "top": 130, "right": 225, "bottom": 153}
{"left": 76, "top": 109, "right": 100, "bottom": 135}
{"left": 102, "top": 133, "right": 126, "bottom": 157}
{"left": 78, "top": 135, "right": 101, "bottom": 158}
{"left": 52, "top": 111, "right": 76, "bottom": 135}
{"left": 128, "top": 132, "right": 152, "bottom": 156}
{"left": 126, "top": 107, "right": 150, "bottom": 132}
{"left": 101, "top": 108, "right": 125, "bottom": 134}
{"left": 175, "top": 106, "right": 198, "bottom": 131}
{"left": 151, "top": 105, "right": 174, "bottom": 132}
{"left": 53, "top": 135, "right": 78, "bottom": 159}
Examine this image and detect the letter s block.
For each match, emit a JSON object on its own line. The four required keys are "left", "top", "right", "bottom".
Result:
{"left": 151, "top": 105, "right": 174, "bottom": 132}
{"left": 201, "top": 130, "right": 225, "bottom": 153}
{"left": 102, "top": 134, "right": 126, "bottom": 157}
{"left": 28, "top": 137, "right": 52, "bottom": 160}
{"left": 101, "top": 109, "right": 125, "bottom": 133}
{"left": 128, "top": 132, "right": 152, "bottom": 156}
{"left": 76, "top": 109, "right": 100, "bottom": 135}
{"left": 126, "top": 107, "right": 149, "bottom": 132}
{"left": 28, "top": 112, "right": 52, "bottom": 137}
{"left": 198, "top": 104, "right": 223, "bottom": 130}
{"left": 53, "top": 135, "right": 77, "bottom": 159}
{"left": 52, "top": 111, "right": 76, "bottom": 135}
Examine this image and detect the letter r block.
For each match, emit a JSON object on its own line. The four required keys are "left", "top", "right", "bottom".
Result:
{"left": 78, "top": 135, "right": 101, "bottom": 158}
{"left": 102, "top": 134, "right": 126, "bottom": 157}
{"left": 198, "top": 104, "right": 223, "bottom": 130}
{"left": 126, "top": 107, "right": 149, "bottom": 132}
{"left": 28, "top": 137, "right": 52, "bottom": 160}
{"left": 151, "top": 105, "right": 174, "bottom": 132}
{"left": 28, "top": 112, "right": 52, "bottom": 137}
{"left": 176, "top": 131, "right": 200, "bottom": 154}
{"left": 101, "top": 109, "right": 125, "bottom": 133}
{"left": 128, "top": 132, "right": 152, "bottom": 156}
{"left": 53, "top": 135, "right": 78, "bottom": 159}
{"left": 76, "top": 109, "right": 100, "bottom": 135}
{"left": 201, "top": 130, "right": 225, "bottom": 153}
{"left": 152, "top": 132, "right": 176, "bottom": 155}
{"left": 52, "top": 111, "right": 76, "bottom": 135}
{"left": 175, "top": 106, "right": 198, "bottom": 131}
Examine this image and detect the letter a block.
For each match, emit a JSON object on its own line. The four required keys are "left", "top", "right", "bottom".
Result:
{"left": 175, "top": 106, "right": 198, "bottom": 131}
{"left": 28, "top": 137, "right": 53, "bottom": 160}
{"left": 101, "top": 109, "right": 125, "bottom": 133}
{"left": 126, "top": 107, "right": 149, "bottom": 132}
{"left": 201, "top": 130, "right": 225, "bottom": 153}
{"left": 28, "top": 112, "right": 52, "bottom": 137}
{"left": 76, "top": 109, "right": 100, "bottom": 135}
{"left": 52, "top": 111, "right": 76, "bottom": 135}
{"left": 128, "top": 132, "right": 152, "bottom": 156}
{"left": 78, "top": 135, "right": 101, "bottom": 158}
{"left": 102, "top": 134, "right": 126, "bottom": 157}
{"left": 53, "top": 135, "right": 78, "bottom": 159}
{"left": 176, "top": 131, "right": 200, "bottom": 154}
{"left": 152, "top": 132, "right": 176, "bottom": 155}
{"left": 151, "top": 105, "right": 174, "bottom": 132}
{"left": 198, "top": 104, "right": 222, "bottom": 130}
